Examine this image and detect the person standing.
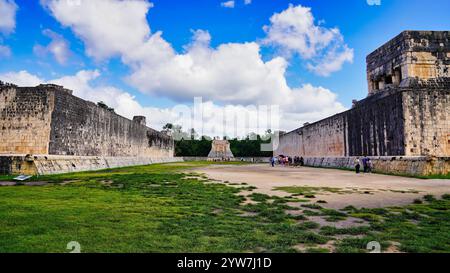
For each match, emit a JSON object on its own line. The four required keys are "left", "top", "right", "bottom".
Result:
{"left": 362, "top": 156, "right": 370, "bottom": 173}
{"left": 367, "top": 158, "right": 373, "bottom": 173}
{"left": 354, "top": 157, "right": 361, "bottom": 174}
{"left": 271, "top": 157, "right": 275, "bottom": 167}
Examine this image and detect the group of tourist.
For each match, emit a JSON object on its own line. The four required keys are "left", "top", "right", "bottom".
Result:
{"left": 354, "top": 156, "right": 373, "bottom": 174}
{"left": 270, "top": 155, "right": 304, "bottom": 167}
{"left": 270, "top": 155, "right": 374, "bottom": 174}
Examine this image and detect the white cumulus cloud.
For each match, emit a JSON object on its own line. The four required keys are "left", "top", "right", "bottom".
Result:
{"left": 263, "top": 4, "right": 353, "bottom": 76}
{"left": 221, "top": 1, "right": 235, "bottom": 8}
{"left": 0, "top": 70, "right": 43, "bottom": 86}
{"left": 0, "top": 44, "right": 11, "bottom": 58}
{"left": 33, "top": 29, "right": 71, "bottom": 65}
{"left": 0, "top": 69, "right": 345, "bottom": 137}
{"left": 41, "top": 0, "right": 154, "bottom": 61}
{"left": 39, "top": 0, "right": 348, "bottom": 133}
{"left": 0, "top": 70, "right": 255, "bottom": 136}
{"left": 0, "top": 0, "right": 17, "bottom": 34}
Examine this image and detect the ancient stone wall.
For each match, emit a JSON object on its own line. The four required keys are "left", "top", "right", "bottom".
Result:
{"left": 301, "top": 114, "right": 346, "bottom": 156}
{"left": 276, "top": 87, "right": 449, "bottom": 159}
{"left": 277, "top": 31, "right": 449, "bottom": 164}
{"left": 274, "top": 118, "right": 342, "bottom": 157}
{"left": 276, "top": 90, "right": 407, "bottom": 157}
{"left": 0, "top": 155, "right": 183, "bottom": 175}
{"left": 275, "top": 114, "right": 346, "bottom": 157}
{"left": 274, "top": 128, "right": 304, "bottom": 157}
{"left": 367, "top": 31, "right": 450, "bottom": 95}
{"left": 0, "top": 85, "right": 174, "bottom": 159}
{"left": 346, "top": 90, "right": 406, "bottom": 156}
{"left": 402, "top": 88, "right": 450, "bottom": 156}
{"left": 0, "top": 86, "right": 54, "bottom": 154}
{"left": 48, "top": 90, "right": 173, "bottom": 157}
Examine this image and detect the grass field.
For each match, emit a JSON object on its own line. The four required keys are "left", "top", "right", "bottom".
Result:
{"left": 0, "top": 161, "right": 449, "bottom": 253}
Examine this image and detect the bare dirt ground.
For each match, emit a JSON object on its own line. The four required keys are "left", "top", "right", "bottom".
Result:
{"left": 194, "top": 164, "right": 450, "bottom": 209}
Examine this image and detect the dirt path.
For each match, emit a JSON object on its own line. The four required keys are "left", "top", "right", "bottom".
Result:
{"left": 194, "top": 164, "right": 450, "bottom": 209}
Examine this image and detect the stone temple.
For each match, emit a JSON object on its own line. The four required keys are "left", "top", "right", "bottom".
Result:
{"left": 0, "top": 84, "right": 180, "bottom": 175}
{"left": 208, "top": 140, "right": 234, "bottom": 160}
{"left": 275, "top": 31, "right": 449, "bottom": 176}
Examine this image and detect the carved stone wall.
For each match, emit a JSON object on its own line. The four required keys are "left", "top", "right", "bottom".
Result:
{"left": 366, "top": 31, "right": 450, "bottom": 95}
{"left": 275, "top": 114, "right": 346, "bottom": 157}
{"left": 402, "top": 88, "right": 450, "bottom": 156}
{"left": 275, "top": 90, "right": 409, "bottom": 157}
{"left": 208, "top": 140, "right": 234, "bottom": 158}
{"left": 0, "top": 86, "right": 54, "bottom": 154}
{"left": 276, "top": 31, "right": 450, "bottom": 161}
{"left": 48, "top": 89, "right": 173, "bottom": 157}
{"left": 0, "top": 84, "right": 174, "bottom": 158}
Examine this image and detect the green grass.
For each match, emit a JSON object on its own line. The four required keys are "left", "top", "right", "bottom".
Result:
{"left": 408, "top": 173, "right": 450, "bottom": 180}
{"left": 319, "top": 226, "right": 370, "bottom": 237}
{"left": 0, "top": 161, "right": 327, "bottom": 253}
{"left": 305, "top": 247, "right": 330, "bottom": 253}
{"left": 0, "top": 161, "right": 249, "bottom": 183}
{"left": 320, "top": 209, "right": 348, "bottom": 222}
{"left": 0, "top": 175, "right": 15, "bottom": 181}
{"left": 301, "top": 204, "right": 323, "bottom": 210}
{"left": 1, "top": 161, "right": 449, "bottom": 253}
{"left": 335, "top": 195, "right": 450, "bottom": 253}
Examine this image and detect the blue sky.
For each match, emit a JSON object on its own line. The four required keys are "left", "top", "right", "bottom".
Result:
{"left": 0, "top": 0, "right": 449, "bottom": 135}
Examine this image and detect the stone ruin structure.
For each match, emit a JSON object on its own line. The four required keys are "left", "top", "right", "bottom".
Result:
{"left": 275, "top": 31, "right": 449, "bottom": 176}
{"left": 0, "top": 83, "right": 180, "bottom": 175}
{"left": 208, "top": 140, "right": 234, "bottom": 160}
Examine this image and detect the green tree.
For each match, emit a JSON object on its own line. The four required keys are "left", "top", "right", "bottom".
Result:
{"left": 171, "top": 125, "right": 274, "bottom": 157}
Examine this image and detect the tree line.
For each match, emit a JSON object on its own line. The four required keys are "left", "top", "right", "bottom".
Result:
{"left": 162, "top": 124, "right": 274, "bottom": 157}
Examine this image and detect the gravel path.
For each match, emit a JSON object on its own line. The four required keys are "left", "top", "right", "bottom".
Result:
{"left": 195, "top": 164, "right": 450, "bottom": 209}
